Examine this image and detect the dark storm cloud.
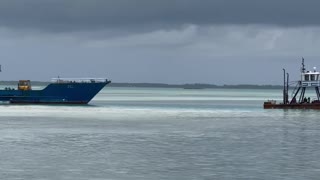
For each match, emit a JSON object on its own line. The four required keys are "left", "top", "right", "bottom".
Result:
{"left": 0, "top": 0, "right": 319, "bottom": 32}
{"left": 0, "top": 0, "right": 320, "bottom": 84}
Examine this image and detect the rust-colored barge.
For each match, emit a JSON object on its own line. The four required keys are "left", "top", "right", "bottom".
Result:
{"left": 264, "top": 101, "right": 320, "bottom": 109}
{"left": 264, "top": 58, "right": 320, "bottom": 109}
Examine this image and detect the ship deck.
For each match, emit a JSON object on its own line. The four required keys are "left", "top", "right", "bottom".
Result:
{"left": 264, "top": 102, "right": 320, "bottom": 109}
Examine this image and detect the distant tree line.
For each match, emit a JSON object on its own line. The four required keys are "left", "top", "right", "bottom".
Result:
{"left": 0, "top": 81, "right": 282, "bottom": 89}
{"left": 108, "top": 83, "right": 282, "bottom": 89}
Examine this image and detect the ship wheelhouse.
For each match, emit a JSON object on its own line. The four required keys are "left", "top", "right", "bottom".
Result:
{"left": 301, "top": 68, "right": 320, "bottom": 87}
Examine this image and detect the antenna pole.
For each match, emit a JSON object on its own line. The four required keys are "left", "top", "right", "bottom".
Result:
{"left": 286, "top": 72, "right": 289, "bottom": 104}
{"left": 301, "top": 57, "right": 305, "bottom": 73}
{"left": 283, "top": 68, "right": 286, "bottom": 104}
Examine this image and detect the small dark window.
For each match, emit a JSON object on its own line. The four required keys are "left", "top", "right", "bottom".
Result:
{"left": 311, "top": 74, "right": 315, "bottom": 81}
{"left": 305, "top": 75, "right": 309, "bottom": 81}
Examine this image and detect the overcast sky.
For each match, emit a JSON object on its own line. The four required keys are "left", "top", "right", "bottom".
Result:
{"left": 1, "top": 0, "right": 320, "bottom": 84}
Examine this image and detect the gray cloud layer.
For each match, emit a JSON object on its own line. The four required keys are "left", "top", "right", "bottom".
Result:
{"left": 0, "top": 25, "right": 318, "bottom": 84}
{"left": 0, "top": 0, "right": 319, "bottom": 84}
{"left": 0, "top": 0, "right": 319, "bottom": 32}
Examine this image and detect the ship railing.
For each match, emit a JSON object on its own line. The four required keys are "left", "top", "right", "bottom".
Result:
{"left": 51, "top": 78, "right": 109, "bottom": 84}
{"left": 301, "top": 80, "right": 320, "bottom": 87}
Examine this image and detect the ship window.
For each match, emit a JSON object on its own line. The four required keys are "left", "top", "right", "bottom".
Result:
{"left": 317, "top": 75, "right": 320, "bottom": 81}
{"left": 305, "top": 75, "right": 309, "bottom": 81}
{"left": 311, "top": 74, "right": 315, "bottom": 81}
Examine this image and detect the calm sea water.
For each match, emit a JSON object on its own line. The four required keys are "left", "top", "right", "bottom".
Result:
{"left": 0, "top": 87, "right": 320, "bottom": 179}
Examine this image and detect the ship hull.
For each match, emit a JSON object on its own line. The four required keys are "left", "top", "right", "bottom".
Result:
{"left": 264, "top": 102, "right": 320, "bottom": 109}
{"left": 0, "top": 81, "right": 110, "bottom": 104}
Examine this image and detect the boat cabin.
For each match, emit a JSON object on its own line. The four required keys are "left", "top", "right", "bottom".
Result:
{"left": 18, "top": 80, "right": 32, "bottom": 91}
{"left": 301, "top": 67, "right": 320, "bottom": 87}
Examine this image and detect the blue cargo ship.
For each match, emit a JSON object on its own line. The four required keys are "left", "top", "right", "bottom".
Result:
{"left": 0, "top": 78, "right": 111, "bottom": 104}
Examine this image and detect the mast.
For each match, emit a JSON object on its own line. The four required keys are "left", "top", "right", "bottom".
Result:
{"left": 283, "top": 68, "right": 286, "bottom": 104}
{"left": 301, "top": 57, "right": 305, "bottom": 73}
{"left": 286, "top": 72, "right": 289, "bottom": 104}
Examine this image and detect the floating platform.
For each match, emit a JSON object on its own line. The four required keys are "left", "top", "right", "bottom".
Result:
{"left": 264, "top": 101, "right": 320, "bottom": 109}
{"left": 263, "top": 58, "right": 320, "bottom": 110}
